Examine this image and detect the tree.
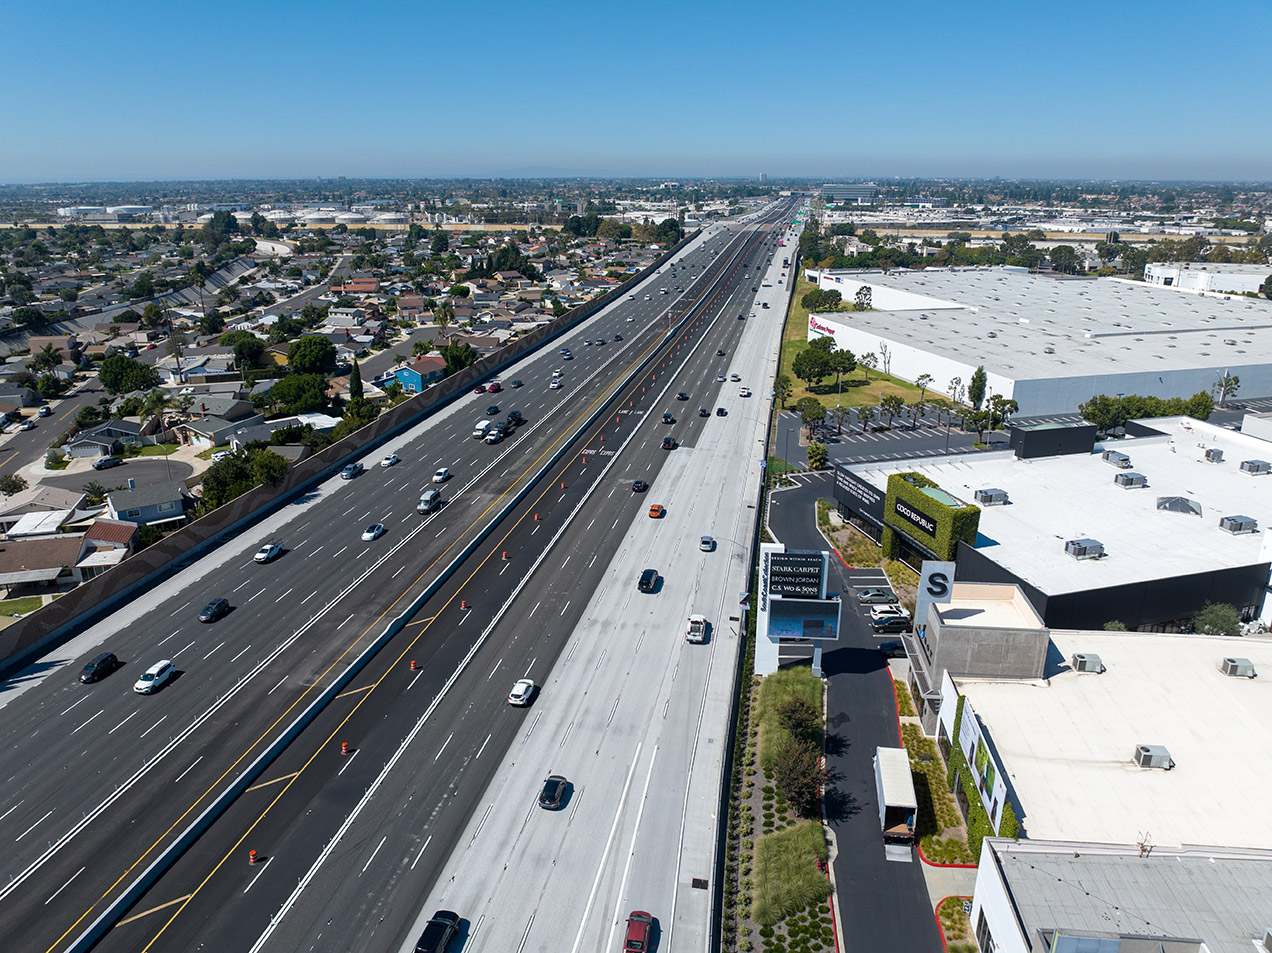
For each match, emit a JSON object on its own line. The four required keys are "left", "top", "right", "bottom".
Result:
{"left": 1078, "top": 394, "right": 1126, "bottom": 432}
{"left": 219, "top": 330, "right": 266, "bottom": 369}
{"left": 880, "top": 394, "right": 905, "bottom": 429}
{"left": 348, "top": 360, "right": 363, "bottom": 402}
{"left": 288, "top": 336, "right": 337, "bottom": 374}
{"left": 31, "top": 343, "right": 63, "bottom": 372}
{"left": 827, "top": 405, "right": 852, "bottom": 435}
{"left": 853, "top": 285, "right": 873, "bottom": 311}
{"left": 1213, "top": 371, "right": 1240, "bottom": 408}
{"left": 829, "top": 349, "right": 857, "bottom": 394}
{"left": 791, "top": 347, "right": 831, "bottom": 390}
{"left": 269, "top": 373, "right": 329, "bottom": 414}
{"left": 859, "top": 352, "right": 877, "bottom": 382}
{"left": 128, "top": 271, "right": 155, "bottom": 300}
{"left": 198, "top": 312, "right": 225, "bottom": 336}
{"left": 430, "top": 228, "right": 449, "bottom": 255}
{"left": 773, "top": 374, "right": 793, "bottom": 409}
{"left": 81, "top": 480, "right": 108, "bottom": 505}
{"left": 1103, "top": 620, "right": 1128, "bottom": 631}
{"left": 947, "top": 376, "right": 963, "bottom": 405}
{"left": 806, "top": 442, "right": 829, "bottom": 470}
{"left": 141, "top": 302, "right": 164, "bottom": 329}
{"left": 1192, "top": 602, "right": 1242, "bottom": 637}
{"left": 13, "top": 305, "right": 47, "bottom": 328}
{"left": 964, "top": 409, "right": 993, "bottom": 443}
{"left": 1049, "top": 245, "right": 1080, "bottom": 274}
{"left": 987, "top": 394, "right": 1019, "bottom": 430}
{"left": 37, "top": 373, "right": 68, "bottom": 399}
{"left": 1260, "top": 275, "right": 1272, "bottom": 300}
{"left": 60, "top": 287, "right": 79, "bottom": 303}
{"left": 968, "top": 365, "right": 988, "bottom": 410}
{"left": 0, "top": 473, "right": 28, "bottom": 497}
{"left": 777, "top": 695, "right": 822, "bottom": 747}
{"left": 433, "top": 301, "right": 454, "bottom": 332}
{"left": 98, "top": 354, "right": 160, "bottom": 395}
{"left": 440, "top": 340, "right": 479, "bottom": 376}
{"left": 914, "top": 373, "right": 933, "bottom": 405}
{"left": 800, "top": 288, "right": 842, "bottom": 312}
{"left": 796, "top": 396, "right": 824, "bottom": 437}
{"left": 856, "top": 405, "right": 876, "bottom": 433}
{"left": 773, "top": 741, "right": 823, "bottom": 818}
{"left": 907, "top": 398, "right": 927, "bottom": 429}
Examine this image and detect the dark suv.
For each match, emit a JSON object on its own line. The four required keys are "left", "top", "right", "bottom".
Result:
{"left": 199, "top": 598, "right": 230, "bottom": 623}
{"left": 638, "top": 569, "right": 659, "bottom": 593}
{"left": 79, "top": 652, "right": 119, "bottom": 683}
{"left": 414, "top": 910, "right": 460, "bottom": 953}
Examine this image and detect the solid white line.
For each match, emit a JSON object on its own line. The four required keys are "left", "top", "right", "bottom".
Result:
{"left": 360, "top": 836, "right": 386, "bottom": 874}
{"left": 173, "top": 756, "right": 203, "bottom": 784}
{"left": 44, "top": 866, "right": 84, "bottom": 905}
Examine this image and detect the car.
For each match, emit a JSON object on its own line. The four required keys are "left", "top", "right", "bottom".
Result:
{"left": 716, "top": 349, "right": 725, "bottom": 356}
{"left": 253, "top": 541, "right": 283, "bottom": 563}
{"left": 661, "top": 436, "right": 675, "bottom": 450}
{"left": 873, "top": 617, "right": 912, "bottom": 634}
{"left": 752, "top": 287, "right": 757, "bottom": 292}
{"left": 362, "top": 523, "right": 386, "bottom": 541}
{"left": 380, "top": 453, "right": 400, "bottom": 468}
{"left": 19, "top": 419, "right": 35, "bottom": 431}
{"left": 413, "top": 910, "right": 460, "bottom": 953}
{"left": 79, "top": 652, "right": 119, "bottom": 684}
{"left": 37, "top": 405, "right": 52, "bottom": 417}
{"left": 624, "top": 911, "right": 653, "bottom": 952}
{"left": 644, "top": 294, "right": 651, "bottom": 300}
{"left": 731, "top": 373, "right": 741, "bottom": 382}
{"left": 484, "top": 429, "right": 503, "bottom": 444}
{"left": 675, "top": 391, "right": 689, "bottom": 401}
{"left": 662, "top": 412, "right": 675, "bottom": 424}
{"left": 340, "top": 462, "right": 363, "bottom": 480}
{"left": 584, "top": 339, "right": 592, "bottom": 346}
{"left": 552, "top": 368, "right": 563, "bottom": 378}
{"left": 870, "top": 604, "right": 911, "bottom": 621}
{"left": 627, "top": 315, "right": 635, "bottom": 322}
{"left": 649, "top": 504, "right": 665, "bottom": 518}
{"left": 505, "top": 410, "right": 523, "bottom": 427}
{"left": 509, "top": 379, "right": 523, "bottom": 388}
{"left": 550, "top": 379, "right": 563, "bottom": 389}
{"left": 856, "top": 588, "right": 897, "bottom": 604}
{"left": 199, "top": 598, "right": 230, "bottom": 623}
{"left": 628, "top": 293, "right": 636, "bottom": 300}
{"left": 93, "top": 456, "right": 124, "bottom": 471}
{"left": 716, "top": 374, "right": 726, "bottom": 383}
{"left": 699, "top": 535, "right": 715, "bottom": 552}
{"left": 596, "top": 337, "right": 606, "bottom": 345}
{"left": 508, "top": 678, "right": 537, "bottom": 706}
{"left": 562, "top": 352, "right": 573, "bottom": 360}
{"left": 686, "top": 614, "right": 708, "bottom": 644}
{"left": 879, "top": 640, "right": 908, "bottom": 658}
{"left": 638, "top": 569, "right": 659, "bottom": 593}
{"left": 133, "top": 659, "right": 175, "bottom": 694}
{"left": 486, "top": 381, "right": 501, "bottom": 393}
{"left": 717, "top": 407, "right": 729, "bottom": 417}
{"left": 485, "top": 405, "right": 499, "bottom": 415}
{"left": 698, "top": 407, "right": 710, "bottom": 417}
{"left": 433, "top": 467, "right": 451, "bottom": 483}
{"left": 614, "top": 333, "right": 622, "bottom": 341}
{"left": 538, "top": 774, "right": 568, "bottom": 810}
{"left": 211, "top": 449, "right": 234, "bottom": 463}
{"left": 739, "top": 387, "right": 751, "bottom": 397}
{"left": 472, "top": 385, "right": 486, "bottom": 394}
{"left": 559, "top": 347, "right": 571, "bottom": 354}
{"left": 631, "top": 480, "right": 648, "bottom": 493}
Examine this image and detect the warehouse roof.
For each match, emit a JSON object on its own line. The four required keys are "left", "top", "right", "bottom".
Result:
{"left": 853, "top": 417, "right": 1272, "bottom": 594}
{"left": 954, "top": 631, "right": 1272, "bottom": 849}
{"left": 808, "top": 266, "right": 1272, "bottom": 380}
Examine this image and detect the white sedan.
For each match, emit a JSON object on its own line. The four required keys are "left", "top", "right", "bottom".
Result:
{"left": 433, "top": 467, "right": 451, "bottom": 483}
{"left": 508, "top": 678, "right": 537, "bottom": 706}
{"left": 380, "top": 453, "right": 400, "bottom": 468}
{"left": 361, "top": 523, "right": 385, "bottom": 541}
{"left": 253, "top": 541, "right": 283, "bottom": 563}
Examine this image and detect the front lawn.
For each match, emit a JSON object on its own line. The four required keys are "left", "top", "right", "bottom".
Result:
{"left": 134, "top": 443, "right": 181, "bottom": 457}
{"left": 0, "top": 596, "right": 44, "bottom": 615}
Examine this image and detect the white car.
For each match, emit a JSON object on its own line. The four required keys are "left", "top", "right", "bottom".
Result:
{"left": 361, "top": 523, "right": 385, "bottom": 541}
{"left": 211, "top": 450, "right": 233, "bottom": 463}
{"left": 627, "top": 316, "right": 635, "bottom": 322}
{"left": 133, "top": 659, "right": 175, "bottom": 694}
{"left": 253, "top": 541, "right": 283, "bottom": 563}
{"left": 433, "top": 467, "right": 451, "bottom": 483}
{"left": 508, "top": 678, "right": 537, "bottom": 706}
{"left": 870, "top": 604, "right": 911, "bottom": 622}
{"left": 686, "top": 614, "right": 708, "bottom": 644}
{"left": 549, "top": 379, "right": 563, "bottom": 390}
{"left": 380, "top": 453, "right": 399, "bottom": 468}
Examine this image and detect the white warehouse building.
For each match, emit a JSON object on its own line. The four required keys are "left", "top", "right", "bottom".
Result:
{"left": 805, "top": 266, "right": 1272, "bottom": 416}
{"left": 1144, "top": 261, "right": 1272, "bottom": 295}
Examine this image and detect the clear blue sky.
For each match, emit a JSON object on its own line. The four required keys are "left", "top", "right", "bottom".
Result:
{"left": 3, "top": 0, "right": 1270, "bottom": 182}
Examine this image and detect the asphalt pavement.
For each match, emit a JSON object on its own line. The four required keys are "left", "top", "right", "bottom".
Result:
{"left": 766, "top": 472, "right": 942, "bottom": 953}
{"left": 39, "top": 457, "right": 194, "bottom": 493}
{"left": 0, "top": 379, "right": 107, "bottom": 476}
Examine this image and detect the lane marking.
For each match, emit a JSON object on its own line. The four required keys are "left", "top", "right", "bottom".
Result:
{"left": 172, "top": 757, "right": 203, "bottom": 784}
{"left": 44, "top": 866, "right": 85, "bottom": 906}
{"left": 245, "top": 772, "right": 300, "bottom": 793}
{"left": 115, "top": 894, "right": 194, "bottom": 926}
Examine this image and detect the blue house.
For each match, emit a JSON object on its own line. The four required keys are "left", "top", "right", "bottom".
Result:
{"left": 392, "top": 355, "right": 446, "bottom": 393}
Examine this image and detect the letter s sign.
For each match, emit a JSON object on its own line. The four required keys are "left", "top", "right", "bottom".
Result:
{"left": 926, "top": 572, "right": 950, "bottom": 599}
{"left": 914, "top": 561, "right": 956, "bottom": 635}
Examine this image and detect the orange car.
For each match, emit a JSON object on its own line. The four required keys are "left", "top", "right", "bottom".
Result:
{"left": 648, "top": 504, "right": 665, "bottom": 519}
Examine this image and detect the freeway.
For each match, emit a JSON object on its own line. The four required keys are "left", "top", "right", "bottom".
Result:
{"left": 0, "top": 202, "right": 796, "bottom": 953}
{"left": 89, "top": 207, "right": 797, "bottom": 953}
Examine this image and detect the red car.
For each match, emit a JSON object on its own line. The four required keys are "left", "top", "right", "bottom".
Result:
{"left": 472, "top": 385, "right": 486, "bottom": 394}
{"left": 624, "top": 911, "right": 652, "bottom": 952}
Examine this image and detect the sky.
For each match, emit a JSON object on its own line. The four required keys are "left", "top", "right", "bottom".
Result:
{"left": 2, "top": 0, "right": 1271, "bottom": 183}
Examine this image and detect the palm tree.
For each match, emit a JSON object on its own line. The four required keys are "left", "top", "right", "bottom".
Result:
{"left": 32, "top": 343, "right": 62, "bottom": 372}
{"left": 82, "top": 480, "right": 108, "bottom": 505}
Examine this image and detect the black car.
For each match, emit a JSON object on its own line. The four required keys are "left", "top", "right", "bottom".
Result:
{"left": 879, "top": 640, "right": 907, "bottom": 658}
{"left": 675, "top": 391, "right": 689, "bottom": 401}
{"left": 539, "top": 775, "right": 568, "bottom": 810}
{"left": 661, "top": 436, "right": 675, "bottom": 450}
{"left": 638, "top": 569, "right": 659, "bottom": 593}
{"left": 716, "top": 349, "right": 725, "bottom": 356}
{"left": 614, "top": 333, "right": 622, "bottom": 341}
{"left": 414, "top": 910, "right": 460, "bottom": 953}
{"left": 873, "top": 617, "right": 912, "bottom": 634}
{"left": 509, "top": 379, "right": 523, "bottom": 388}
{"left": 698, "top": 407, "right": 710, "bottom": 417}
{"left": 716, "top": 407, "right": 727, "bottom": 417}
{"left": 199, "top": 598, "right": 230, "bottom": 623}
{"left": 93, "top": 456, "right": 124, "bottom": 471}
{"left": 505, "top": 410, "right": 523, "bottom": 427}
{"left": 79, "top": 652, "right": 119, "bottom": 684}
{"left": 485, "top": 405, "right": 499, "bottom": 415}
{"left": 632, "top": 480, "right": 649, "bottom": 493}
{"left": 661, "top": 412, "right": 675, "bottom": 424}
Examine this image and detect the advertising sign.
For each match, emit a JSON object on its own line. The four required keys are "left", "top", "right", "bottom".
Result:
{"left": 956, "top": 700, "right": 1009, "bottom": 834}
{"left": 767, "top": 595, "right": 841, "bottom": 642}
{"left": 892, "top": 498, "right": 939, "bottom": 540}
{"left": 913, "top": 560, "right": 956, "bottom": 632}
{"left": 768, "top": 551, "right": 826, "bottom": 598}
{"left": 834, "top": 466, "right": 885, "bottom": 524}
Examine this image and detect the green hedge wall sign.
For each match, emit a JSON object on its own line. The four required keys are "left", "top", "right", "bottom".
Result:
{"left": 881, "top": 472, "right": 980, "bottom": 561}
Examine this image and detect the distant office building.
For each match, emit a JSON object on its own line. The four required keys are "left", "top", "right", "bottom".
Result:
{"left": 1144, "top": 261, "right": 1272, "bottom": 295}
{"left": 821, "top": 183, "right": 877, "bottom": 205}
{"left": 759, "top": 173, "right": 768, "bottom": 183}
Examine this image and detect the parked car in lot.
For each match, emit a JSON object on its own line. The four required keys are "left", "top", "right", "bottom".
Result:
{"left": 872, "top": 617, "right": 912, "bottom": 634}
{"left": 340, "top": 462, "right": 363, "bottom": 480}
{"left": 538, "top": 774, "right": 568, "bottom": 810}
{"left": 253, "top": 541, "right": 283, "bottom": 563}
{"left": 856, "top": 588, "right": 897, "bottom": 605}
{"left": 508, "top": 678, "right": 537, "bottom": 706}
{"left": 80, "top": 652, "right": 119, "bottom": 684}
{"left": 413, "top": 910, "right": 460, "bottom": 953}
{"left": 879, "top": 640, "right": 907, "bottom": 658}
{"left": 870, "top": 604, "right": 911, "bottom": 622}
{"left": 638, "top": 568, "right": 659, "bottom": 592}
{"left": 362, "top": 523, "right": 385, "bottom": 541}
{"left": 93, "top": 456, "right": 124, "bottom": 470}
{"left": 133, "top": 659, "right": 174, "bottom": 694}
{"left": 199, "top": 598, "right": 230, "bottom": 623}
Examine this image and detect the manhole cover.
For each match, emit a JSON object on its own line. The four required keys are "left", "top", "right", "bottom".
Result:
{"left": 691, "top": 878, "right": 708, "bottom": 890}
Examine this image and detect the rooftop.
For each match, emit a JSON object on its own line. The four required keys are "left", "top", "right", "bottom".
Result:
{"left": 938, "top": 582, "right": 1045, "bottom": 630}
{"left": 808, "top": 266, "right": 1272, "bottom": 381}
{"left": 854, "top": 417, "right": 1272, "bottom": 595}
{"left": 984, "top": 838, "right": 1272, "bottom": 953}
{"left": 955, "top": 630, "right": 1272, "bottom": 849}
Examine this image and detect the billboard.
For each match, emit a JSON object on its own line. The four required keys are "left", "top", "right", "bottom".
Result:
{"left": 768, "top": 551, "right": 827, "bottom": 598}
{"left": 767, "top": 595, "right": 842, "bottom": 642}
{"left": 834, "top": 466, "right": 885, "bottom": 524}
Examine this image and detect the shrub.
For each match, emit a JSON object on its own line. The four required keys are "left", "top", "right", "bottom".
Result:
{"left": 751, "top": 822, "right": 828, "bottom": 926}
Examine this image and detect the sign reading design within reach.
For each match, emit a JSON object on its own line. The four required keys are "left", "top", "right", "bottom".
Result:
{"left": 768, "top": 552, "right": 826, "bottom": 598}
{"left": 893, "top": 499, "right": 938, "bottom": 538}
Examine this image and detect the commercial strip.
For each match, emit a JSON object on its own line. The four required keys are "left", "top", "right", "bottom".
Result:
{"left": 804, "top": 265, "right": 1272, "bottom": 416}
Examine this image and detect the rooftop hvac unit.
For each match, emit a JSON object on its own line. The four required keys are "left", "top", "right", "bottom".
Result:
{"left": 974, "top": 488, "right": 1008, "bottom": 506}
{"left": 1240, "top": 460, "right": 1270, "bottom": 476}
{"left": 1134, "top": 745, "right": 1174, "bottom": 770}
{"left": 1114, "top": 471, "right": 1147, "bottom": 488}
{"left": 1219, "top": 514, "right": 1258, "bottom": 535}
{"left": 1065, "top": 538, "right": 1104, "bottom": 560}
{"left": 1102, "top": 450, "right": 1132, "bottom": 469}
{"left": 1204, "top": 448, "right": 1224, "bottom": 463}
{"left": 1072, "top": 653, "right": 1104, "bottom": 674}
{"left": 1221, "top": 657, "right": 1257, "bottom": 678}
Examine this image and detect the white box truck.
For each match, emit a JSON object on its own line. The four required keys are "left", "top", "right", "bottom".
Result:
{"left": 874, "top": 747, "right": 917, "bottom": 845}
